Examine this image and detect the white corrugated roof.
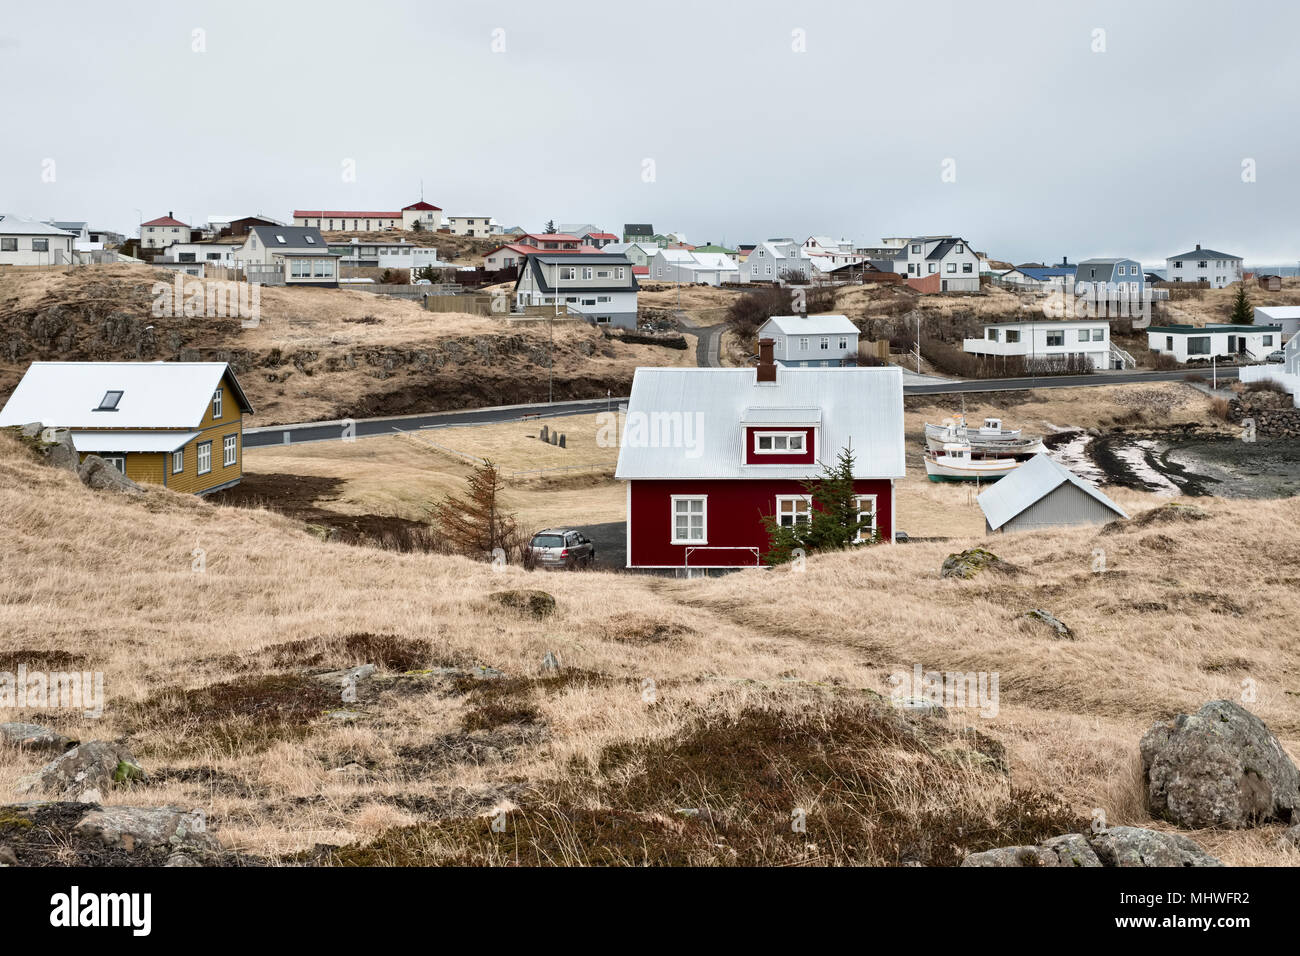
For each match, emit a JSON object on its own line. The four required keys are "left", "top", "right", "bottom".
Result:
{"left": 1255, "top": 306, "right": 1300, "bottom": 320}
{"left": 740, "top": 406, "right": 822, "bottom": 425}
{"left": 614, "top": 366, "right": 905, "bottom": 480}
{"left": 0, "top": 215, "right": 76, "bottom": 236}
{"left": 977, "top": 453, "right": 1127, "bottom": 531}
{"left": 71, "top": 430, "right": 199, "bottom": 453}
{"left": 761, "top": 314, "right": 859, "bottom": 336}
{"left": 0, "top": 362, "right": 251, "bottom": 430}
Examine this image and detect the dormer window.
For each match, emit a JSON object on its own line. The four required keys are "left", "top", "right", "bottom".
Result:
{"left": 755, "top": 432, "right": 805, "bottom": 454}
{"left": 95, "top": 390, "right": 123, "bottom": 411}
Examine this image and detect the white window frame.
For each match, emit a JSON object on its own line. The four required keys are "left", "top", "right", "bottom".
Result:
{"left": 197, "top": 441, "right": 212, "bottom": 475}
{"left": 670, "top": 495, "right": 707, "bottom": 544}
{"left": 172, "top": 449, "right": 183, "bottom": 474}
{"left": 853, "top": 495, "right": 878, "bottom": 542}
{"left": 223, "top": 434, "right": 237, "bottom": 467}
{"left": 775, "top": 495, "right": 812, "bottom": 528}
{"left": 753, "top": 431, "right": 807, "bottom": 455}
{"left": 102, "top": 455, "right": 126, "bottom": 474}
{"left": 212, "top": 388, "right": 223, "bottom": 419}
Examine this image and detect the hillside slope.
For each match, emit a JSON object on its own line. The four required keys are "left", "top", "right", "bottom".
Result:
{"left": 0, "top": 433, "right": 1296, "bottom": 865}
{"left": 0, "top": 264, "right": 687, "bottom": 425}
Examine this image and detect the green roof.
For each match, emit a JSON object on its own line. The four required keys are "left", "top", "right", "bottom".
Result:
{"left": 1148, "top": 324, "right": 1281, "bottom": 334}
{"left": 691, "top": 243, "right": 736, "bottom": 255}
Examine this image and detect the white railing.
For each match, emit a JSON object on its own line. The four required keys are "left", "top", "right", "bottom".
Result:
{"left": 1109, "top": 344, "right": 1136, "bottom": 369}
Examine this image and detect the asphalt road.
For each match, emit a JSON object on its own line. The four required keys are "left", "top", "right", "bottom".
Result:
{"left": 245, "top": 367, "right": 1242, "bottom": 447}
{"left": 244, "top": 397, "right": 622, "bottom": 448}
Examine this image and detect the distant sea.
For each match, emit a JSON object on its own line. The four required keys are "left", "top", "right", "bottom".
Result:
{"left": 1142, "top": 264, "right": 1300, "bottom": 279}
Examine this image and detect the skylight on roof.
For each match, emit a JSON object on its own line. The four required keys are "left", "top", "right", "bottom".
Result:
{"left": 305, "top": 235, "right": 315, "bottom": 244}
{"left": 95, "top": 390, "right": 123, "bottom": 411}
{"left": 275, "top": 234, "right": 286, "bottom": 244}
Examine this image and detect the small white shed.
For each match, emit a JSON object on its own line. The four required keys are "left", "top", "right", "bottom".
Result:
{"left": 978, "top": 454, "right": 1127, "bottom": 533}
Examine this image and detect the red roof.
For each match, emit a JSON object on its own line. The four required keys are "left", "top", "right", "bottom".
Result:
{"left": 293, "top": 210, "right": 401, "bottom": 219}
{"left": 402, "top": 201, "right": 442, "bottom": 211}
{"left": 585, "top": 232, "right": 618, "bottom": 240}
{"left": 141, "top": 215, "right": 188, "bottom": 227}
{"left": 486, "top": 243, "right": 539, "bottom": 257}
{"left": 632, "top": 266, "right": 649, "bottom": 275}
{"left": 521, "top": 233, "right": 580, "bottom": 243}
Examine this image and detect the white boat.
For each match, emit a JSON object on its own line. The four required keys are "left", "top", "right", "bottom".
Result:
{"left": 924, "top": 442, "right": 1023, "bottom": 482}
{"left": 924, "top": 417, "right": 1045, "bottom": 456}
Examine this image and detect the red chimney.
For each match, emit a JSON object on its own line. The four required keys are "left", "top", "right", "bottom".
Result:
{"left": 757, "top": 337, "right": 776, "bottom": 383}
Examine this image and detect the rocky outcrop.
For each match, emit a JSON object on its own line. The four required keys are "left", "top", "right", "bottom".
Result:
{"left": 15, "top": 740, "right": 147, "bottom": 801}
{"left": 77, "top": 454, "right": 142, "bottom": 493}
{"left": 1089, "top": 826, "right": 1223, "bottom": 867}
{"left": 0, "top": 801, "right": 227, "bottom": 866}
{"left": 940, "top": 548, "right": 1018, "bottom": 580}
{"left": 962, "top": 827, "right": 1221, "bottom": 867}
{"left": 1021, "top": 608, "right": 1074, "bottom": 639}
{"left": 75, "top": 805, "right": 215, "bottom": 853}
{"left": 1140, "top": 700, "right": 1300, "bottom": 829}
{"left": 0, "top": 722, "right": 78, "bottom": 753}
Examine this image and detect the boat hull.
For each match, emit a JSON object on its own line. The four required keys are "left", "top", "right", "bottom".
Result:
{"left": 923, "top": 457, "right": 1022, "bottom": 482}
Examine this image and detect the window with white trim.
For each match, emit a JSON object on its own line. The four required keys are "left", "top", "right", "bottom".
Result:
{"left": 223, "top": 434, "right": 237, "bottom": 466}
{"left": 212, "top": 388, "right": 223, "bottom": 419}
{"left": 754, "top": 431, "right": 806, "bottom": 454}
{"left": 102, "top": 455, "right": 126, "bottom": 474}
{"left": 854, "top": 495, "right": 878, "bottom": 542}
{"left": 197, "top": 441, "right": 212, "bottom": 475}
{"left": 775, "top": 495, "right": 811, "bottom": 527}
{"left": 172, "top": 449, "right": 183, "bottom": 474}
{"left": 671, "top": 496, "right": 706, "bottom": 543}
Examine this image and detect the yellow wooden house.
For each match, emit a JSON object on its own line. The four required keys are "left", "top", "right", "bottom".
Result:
{"left": 0, "top": 361, "right": 254, "bottom": 494}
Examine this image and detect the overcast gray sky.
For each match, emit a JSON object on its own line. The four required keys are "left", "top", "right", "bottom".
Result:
{"left": 4, "top": 0, "right": 1298, "bottom": 265}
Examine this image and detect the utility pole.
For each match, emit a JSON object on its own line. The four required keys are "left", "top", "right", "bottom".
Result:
{"left": 915, "top": 312, "right": 921, "bottom": 374}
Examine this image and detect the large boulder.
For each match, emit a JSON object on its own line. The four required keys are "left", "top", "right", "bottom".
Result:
{"left": 961, "top": 827, "right": 1219, "bottom": 867}
{"left": 35, "top": 427, "right": 79, "bottom": 471}
{"left": 77, "top": 455, "right": 142, "bottom": 493}
{"left": 1140, "top": 700, "right": 1300, "bottom": 829}
{"left": 940, "top": 548, "right": 1018, "bottom": 580}
{"left": 15, "top": 740, "right": 147, "bottom": 801}
{"left": 0, "top": 722, "right": 78, "bottom": 753}
{"left": 75, "top": 805, "right": 216, "bottom": 853}
{"left": 1089, "top": 826, "right": 1223, "bottom": 867}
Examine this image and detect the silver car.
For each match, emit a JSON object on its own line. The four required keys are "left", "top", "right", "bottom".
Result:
{"left": 528, "top": 529, "right": 596, "bottom": 570}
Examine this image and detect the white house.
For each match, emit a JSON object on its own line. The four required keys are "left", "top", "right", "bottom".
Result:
{"left": 1147, "top": 324, "right": 1282, "bottom": 363}
{"left": 649, "top": 249, "right": 739, "bottom": 286}
{"left": 741, "top": 239, "right": 810, "bottom": 284}
{"left": 326, "top": 239, "right": 442, "bottom": 272}
{"left": 600, "top": 242, "right": 658, "bottom": 270}
{"left": 514, "top": 253, "right": 639, "bottom": 329}
{"left": 446, "top": 216, "right": 495, "bottom": 237}
{"left": 963, "top": 320, "right": 1114, "bottom": 369}
{"left": 1253, "top": 306, "right": 1300, "bottom": 339}
{"left": 235, "top": 225, "right": 340, "bottom": 287}
{"left": 891, "top": 237, "right": 980, "bottom": 292}
{"left": 757, "top": 314, "right": 859, "bottom": 367}
{"left": 1075, "top": 258, "right": 1144, "bottom": 294}
{"left": 162, "top": 238, "right": 243, "bottom": 266}
{"left": 0, "top": 216, "right": 76, "bottom": 266}
{"left": 1165, "top": 244, "right": 1243, "bottom": 288}
{"left": 140, "top": 213, "right": 190, "bottom": 250}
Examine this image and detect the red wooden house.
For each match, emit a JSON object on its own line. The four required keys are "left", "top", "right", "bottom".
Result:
{"left": 615, "top": 340, "right": 905, "bottom": 569}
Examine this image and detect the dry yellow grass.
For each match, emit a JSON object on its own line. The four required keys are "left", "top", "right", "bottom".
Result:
{"left": 243, "top": 413, "right": 624, "bottom": 529}
{"left": 1, "top": 387, "right": 1297, "bottom": 864}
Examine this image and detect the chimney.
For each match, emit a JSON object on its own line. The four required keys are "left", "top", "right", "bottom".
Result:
{"left": 1195, "top": 243, "right": 1201, "bottom": 251}
{"left": 757, "top": 338, "right": 777, "bottom": 383}
{"left": 168, "top": 211, "right": 173, "bottom": 219}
